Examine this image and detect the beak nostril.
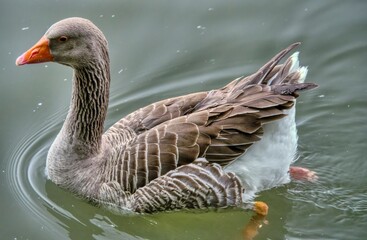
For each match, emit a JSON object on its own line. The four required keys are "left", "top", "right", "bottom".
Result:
{"left": 30, "top": 48, "right": 40, "bottom": 60}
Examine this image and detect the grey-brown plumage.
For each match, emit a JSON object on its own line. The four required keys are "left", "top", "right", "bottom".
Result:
{"left": 17, "top": 17, "right": 317, "bottom": 213}
{"left": 99, "top": 158, "right": 243, "bottom": 213}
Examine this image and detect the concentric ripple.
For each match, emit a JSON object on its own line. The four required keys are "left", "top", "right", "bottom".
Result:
{"left": 5, "top": 109, "right": 81, "bottom": 234}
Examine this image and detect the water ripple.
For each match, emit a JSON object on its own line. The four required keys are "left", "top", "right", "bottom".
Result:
{"left": 6, "top": 109, "right": 78, "bottom": 235}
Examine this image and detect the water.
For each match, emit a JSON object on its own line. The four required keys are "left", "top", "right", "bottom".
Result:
{"left": 1, "top": 0, "right": 366, "bottom": 239}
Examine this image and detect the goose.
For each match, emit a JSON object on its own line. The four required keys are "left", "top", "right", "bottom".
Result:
{"left": 16, "top": 17, "right": 317, "bottom": 215}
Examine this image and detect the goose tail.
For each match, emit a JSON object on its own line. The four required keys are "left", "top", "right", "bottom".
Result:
{"left": 222, "top": 43, "right": 317, "bottom": 96}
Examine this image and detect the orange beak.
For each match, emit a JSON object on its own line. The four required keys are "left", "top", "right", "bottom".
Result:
{"left": 16, "top": 36, "right": 53, "bottom": 66}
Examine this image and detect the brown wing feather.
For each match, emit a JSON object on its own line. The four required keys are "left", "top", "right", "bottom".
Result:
{"left": 107, "top": 92, "right": 208, "bottom": 135}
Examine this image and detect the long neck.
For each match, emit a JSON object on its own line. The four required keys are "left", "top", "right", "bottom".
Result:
{"left": 62, "top": 59, "right": 110, "bottom": 158}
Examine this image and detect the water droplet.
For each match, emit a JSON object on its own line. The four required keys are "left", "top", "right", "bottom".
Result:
{"left": 118, "top": 69, "right": 124, "bottom": 74}
{"left": 8, "top": 52, "right": 11, "bottom": 55}
{"left": 44, "top": 65, "right": 48, "bottom": 68}
{"left": 63, "top": 78, "right": 67, "bottom": 81}
{"left": 208, "top": 8, "right": 214, "bottom": 11}
{"left": 318, "top": 94, "right": 325, "bottom": 98}
{"left": 21, "top": 27, "right": 29, "bottom": 31}
{"left": 176, "top": 50, "right": 181, "bottom": 53}
{"left": 99, "top": 14, "right": 104, "bottom": 18}
{"left": 111, "top": 15, "right": 115, "bottom": 18}
{"left": 38, "top": 102, "right": 43, "bottom": 106}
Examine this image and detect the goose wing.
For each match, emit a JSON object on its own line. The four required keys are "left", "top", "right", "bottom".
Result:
{"left": 106, "top": 43, "right": 313, "bottom": 137}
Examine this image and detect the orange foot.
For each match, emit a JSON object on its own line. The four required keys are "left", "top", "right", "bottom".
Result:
{"left": 242, "top": 212, "right": 268, "bottom": 240}
{"left": 252, "top": 201, "right": 269, "bottom": 216}
{"left": 289, "top": 166, "right": 318, "bottom": 182}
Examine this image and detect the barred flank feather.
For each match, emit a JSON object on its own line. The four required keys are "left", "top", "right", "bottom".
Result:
{"left": 98, "top": 158, "right": 243, "bottom": 213}
{"left": 132, "top": 158, "right": 243, "bottom": 212}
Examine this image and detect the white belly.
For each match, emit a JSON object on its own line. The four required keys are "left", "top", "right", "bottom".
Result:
{"left": 225, "top": 106, "right": 298, "bottom": 201}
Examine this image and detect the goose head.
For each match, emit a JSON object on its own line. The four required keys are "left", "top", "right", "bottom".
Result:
{"left": 16, "top": 17, "right": 109, "bottom": 68}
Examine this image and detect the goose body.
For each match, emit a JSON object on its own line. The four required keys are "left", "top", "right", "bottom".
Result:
{"left": 16, "top": 17, "right": 317, "bottom": 213}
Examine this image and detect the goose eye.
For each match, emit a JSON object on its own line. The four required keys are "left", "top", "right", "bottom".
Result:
{"left": 58, "top": 36, "right": 68, "bottom": 42}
